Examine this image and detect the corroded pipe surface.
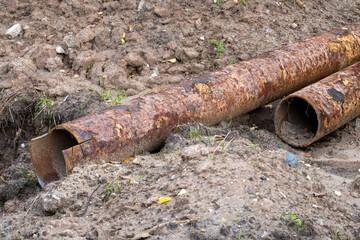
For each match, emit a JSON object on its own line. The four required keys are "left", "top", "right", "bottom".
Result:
{"left": 274, "top": 61, "right": 360, "bottom": 147}
{"left": 31, "top": 22, "right": 360, "bottom": 186}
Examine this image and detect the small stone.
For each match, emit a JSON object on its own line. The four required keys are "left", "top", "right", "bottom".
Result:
{"left": 20, "top": 143, "right": 25, "bottom": 148}
{"left": 40, "top": 194, "right": 61, "bottom": 213}
{"left": 4, "top": 221, "right": 10, "bottom": 228}
{"left": 316, "top": 219, "right": 324, "bottom": 226}
{"left": 291, "top": 23, "right": 298, "bottom": 29}
{"left": 247, "top": 189, "right": 255, "bottom": 195}
{"left": 335, "top": 190, "right": 342, "bottom": 196}
{"left": 260, "top": 176, "right": 267, "bottom": 181}
{"left": 184, "top": 48, "right": 199, "bottom": 59}
{"left": 85, "top": 232, "right": 91, "bottom": 240}
{"left": 5, "top": 23, "right": 22, "bottom": 39}
{"left": 56, "top": 46, "right": 65, "bottom": 54}
{"left": 286, "top": 151, "right": 298, "bottom": 168}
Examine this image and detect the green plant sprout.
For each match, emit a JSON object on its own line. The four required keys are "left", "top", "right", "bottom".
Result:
{"left": 34, "top": 90, "right": 56, "bottom": 132}
{"left": 238, "top": 229, "right": 242, "bottom": 239}
{"left": 234, "top": 218, "right": 238, "bottom": 223}
{"left": 104, "top": 178, "right": 120, "bottom": 198}
{"left": 209, "top": 155, "right": 216, "bottom": 161}
{"left": 89, "top": 79, "right": 126, "bottom": 106}
{"left": 228, "top": 59, "right": 235, "bottom": 65}
{"left": 188, "top": 126, "right": 201, "bottom": 142}
{"left": 228, "top": 116, "right": 233, "bottom": 127}
{"left": 17, "top": 166, "right": 41, "bottom": 191}
{"left": 288, "top": 0, "right": 296, "bottom": 8}
{"left": 242, "top": 0, "right": 247, "bottom": 6}
{"left": 250, "top": 161, "right": 260, "bottom": 167}
{"left": 335, "top": 230, "right": 345, "bottom": 240}
{"left": 210, "top": 40, "right": 224, "bottom": 58}
{"left": 248, "top": 138, "right": 259, "bottom": 151}
{"left": 285, "top": 214, "right": 305, "bottom": 229}
{"left": 212, "top": 0, "right": 222, "bottom": 13}
{"left": 221, "top": 141, "right": 225, "bottom": 160}
{"left": 139, "top": 173, "right": 142, "bottom": 181}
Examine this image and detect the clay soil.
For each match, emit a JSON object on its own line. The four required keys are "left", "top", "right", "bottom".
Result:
{"left": 1, "top": 0, "right": 360, "bottom": 239}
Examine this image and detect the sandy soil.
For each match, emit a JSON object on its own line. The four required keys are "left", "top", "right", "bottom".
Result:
{"left": 1, "top": 0, "right": 360, "bottom": 239}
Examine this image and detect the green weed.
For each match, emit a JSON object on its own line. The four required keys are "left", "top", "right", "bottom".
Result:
{"left": 228, "top": 116, "right": 233, "bottom": 127}
{"left": 228, "top": 59, "right": 235, "bottom": 65}
{"left": 212, "top": 0, "right": 222, "bottom": 13}
{"left": 104, "top": 178, "right": 120, "bottom": 199}
{"left": 285, "top": 214, "right": 305, "bottom": 229}
{"left": 188, "top": 126, "right": 201, "bottom": 142}
{"left": 210, "top": 39, "right": 224, "bottom": 58}
{"left": 248, "top": 138, "right": 259, "bottom": 151}
{"left": 34, "top": 90, "right": 56, "bottom": 132}
{"left": 221, "top": 140, "right": 225, "bottom": 161}
{"left": 287, "top": 0, "right": 296, "bottom": 8}
{"left": 238, "top": 229, "right": 242, "bottom": 239}
{"left": 17, "top": 166, "right": 41, "bottom": 191}
{"left": 242, "top": 0, "right": 247, "bottom": 6}
{"left": 89, "top": 79, "right": 126, "bottom": 106}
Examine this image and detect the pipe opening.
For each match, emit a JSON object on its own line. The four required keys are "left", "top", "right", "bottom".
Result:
{"left": 30, "top": 129, "right": 78, "bottom": 186}
{"left": 50, "top": 129, "right": 78, "bottom": 178}
{"left": 276, "top": 97, "right": 318, "bottom": 146}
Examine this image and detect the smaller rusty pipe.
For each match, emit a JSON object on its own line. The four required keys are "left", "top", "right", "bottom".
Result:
{"left": 274, "top": 61, "right": 360, "bottom": 147}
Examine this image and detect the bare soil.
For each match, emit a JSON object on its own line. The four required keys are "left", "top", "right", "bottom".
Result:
{"left": 1, "top": 0, "right": 360, "bottom": 239}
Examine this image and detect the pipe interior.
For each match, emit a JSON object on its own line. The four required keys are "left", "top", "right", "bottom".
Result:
{"left": 50, "top": 129, "right": 78, "bottom": 178}
{"left": 278, "top": 97, "right": 318, "bottom": 146}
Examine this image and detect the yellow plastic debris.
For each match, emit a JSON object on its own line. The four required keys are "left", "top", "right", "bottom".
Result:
{"left": 234, "top": 0, "right": 239, "bottom": 3}
{"left": 158, "top": 197, "right": 172, "bottom": 204}
{"left": 121, "top": 39, "right": 125, "bottom": 45}
{"left": 124, "top": 157, "right": 133, "bottom": 163}
{"left": 167, "top": 58, "right": 177, "bottom": 63}
{"left": 122, "top": 33, "right": 126, "bottom": 38}
{"left": 306, "top": 175, "right": 312, "bottom": 181}
{"left": 73, "top": 74, "right": 79, "bottom": 78}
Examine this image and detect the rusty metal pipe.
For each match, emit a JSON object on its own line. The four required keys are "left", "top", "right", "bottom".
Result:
{"left": 30, "top": 22, "right": 360, "bottom": 186}
{"left": 274, "top": 61, "right": 360, "bottom": 147}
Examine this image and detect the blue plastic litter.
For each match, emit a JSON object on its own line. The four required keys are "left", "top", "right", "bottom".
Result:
{"left": 286, "top": 151, "right": 298, "bottom": 167}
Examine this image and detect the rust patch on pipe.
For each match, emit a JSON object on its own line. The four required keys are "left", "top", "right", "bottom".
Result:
{"left": 31, "top": 22, "right": 360, "bottom": 186}
{"left": 274, "top": 61, "right": 360, "bottom": 147}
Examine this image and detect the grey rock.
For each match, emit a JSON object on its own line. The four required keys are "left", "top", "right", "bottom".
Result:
{"left": 56, "top": 46, "right": 65, "bottom": 54}
{"left": 5, "top": 23, "right": 22, "bottom": 39}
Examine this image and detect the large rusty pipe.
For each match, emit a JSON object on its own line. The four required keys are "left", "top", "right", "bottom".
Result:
{"left": 30, "top": 22, "right": 360, "bottom": 186}
{"left": 274, "top": 61, "right": 360, "bottom": 147}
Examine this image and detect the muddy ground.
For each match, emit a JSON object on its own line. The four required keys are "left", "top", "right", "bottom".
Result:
{"left": 1, "top": 0, "right": 360, "bottom": 239}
